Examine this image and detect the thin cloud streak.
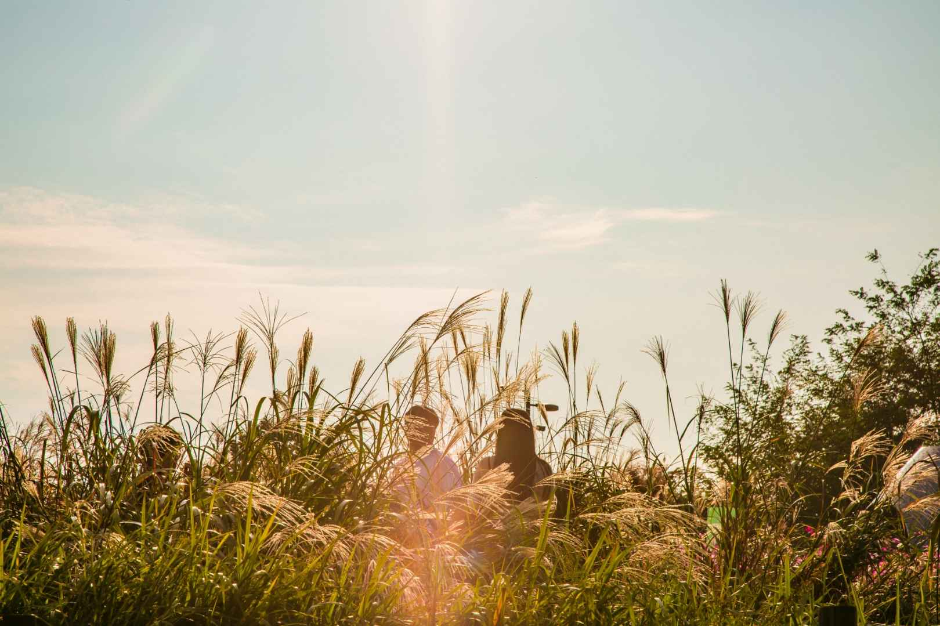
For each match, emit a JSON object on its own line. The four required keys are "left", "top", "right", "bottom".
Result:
{"left": 501, "top": 201, "right": 718, "bottom": 252}
{"left": 0, "top": 187, "right": 452, "bottom": 283}
{"left": 619, "top": 208, "right": 718, "bottom": 222}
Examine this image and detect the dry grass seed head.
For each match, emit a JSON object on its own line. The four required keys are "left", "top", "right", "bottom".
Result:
{"left": 713, "top": 279, "right": 733, "bottom": 324}
{"left": 851, "top": 368, "right": 884, "bottom": 414}
{"left": 736, "top": 291, "right": 762, "bottom": 337}
{"left": 66, "top": 317, "right": 79, "bottom": 363}
{"left": 767, "top": 309, "right": 789, "bottom": 347}
{"left": 31, "top": 316, "right": 52, "bottom": 362}
{"left": 265, "top": 513, "right": 350, "bottom": 562}
{"left": 643, "top": 336, "right": 669, "bottom": 378}
{"left": 216, "top": 481, "right": 305, "bottom": 527}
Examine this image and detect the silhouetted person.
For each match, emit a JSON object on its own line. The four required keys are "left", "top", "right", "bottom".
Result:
{"left": 473, "top": 408, "right": 555, "bottom": 504}
{"left": 396, "top": 405, "right": 462, "bottom": 509}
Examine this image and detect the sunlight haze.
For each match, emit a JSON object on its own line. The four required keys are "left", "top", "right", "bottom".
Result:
{"left": 2, "top": 1, "right": 938, "bottom": 457}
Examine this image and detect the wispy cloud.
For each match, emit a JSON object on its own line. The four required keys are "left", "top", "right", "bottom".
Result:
{"left": 0, "top": 186, "right": 477, "bottom": 423}
{"left": 503, "top": 202, "right": 615, "bottom": 251}
{"left": 619, "top": 208, "right": 718, "bottom": 222}
{"left": 0, "top": 187, "right": 264, "bottom": 273}
{"left": 501, "top": 201, "right": 718, "bottom": 252}
{"left": 0, "top": 187, "right": 451, "bottom": 282}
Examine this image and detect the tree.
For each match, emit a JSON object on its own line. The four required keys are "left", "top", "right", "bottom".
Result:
{"left": 823, "top": 248, "right": 940, "bottom": 438}
{"left": 703, "top": 248, "right": 940, "bottom": 512}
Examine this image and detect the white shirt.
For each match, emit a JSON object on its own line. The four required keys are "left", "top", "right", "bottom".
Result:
{"left": 398, "top": 447, "right": 463, "bottom": 509}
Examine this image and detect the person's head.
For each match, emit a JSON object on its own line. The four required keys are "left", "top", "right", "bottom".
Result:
{"left": 494, "top": 408, "right": 536, "bottom": 461}
{"left": 493, "top": 408, "right": 539, "bottom": 498}
{"left": 404, "top": 405, "right": 439, "bottom": 452}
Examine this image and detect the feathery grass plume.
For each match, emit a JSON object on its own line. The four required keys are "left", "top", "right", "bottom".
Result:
{"left": 239, "top": 347, "right": 257, "bottom": 397}
{"left": 379, "top": 309, "right": 442, "bottom": 374}
{"left": 830, "top": 429, "right": 893, "bottom": 502}
{"left": 188, "top": 331, "right": 228, "bottom": 383}
{"left": 712, "top": 279, "right": 745, "bottom": 468}
{"left": 853, "top": 323, "right": 883, "bottom": 362}
{"left": 515, "top": 287, "right": 534, "bottom": 375}
{"left": 284, "top": 365, "right": 298, "bottom": 406}
{"left": 66, "top": 317, "right": 78, "bottom": 365}
{"left": 435, "top": 291, "right": 488, "bottom": 343}
{"left": 713, "top": 279, "right": 733, "bottom": 324}
{"left": 240, "top": 295, "right": 303, "bottom": 350}
{"left": 81, "top": 323, "right": 117, "bottom": 393}
{"left": 643, "top": 335, "right": 669, "bottom": 378}
{"left": 264, "top": 513, "right": 350, "bottom": 560}
{"left": 851, "top": 368, "right": 884, "bottom": 415}
{"left": 495, "top": 290, "right": 509, "bottom": 357}
{"left": 642, "top": 335, "right": 697, "bottom": 503}
{"left": 31, "top": 316, "right": 67, "bottom": 424}
{"left": 240, "top": 295, "right": 302, "bottom": 407}
{"left": 584, "top": 362, "right": 598, "bottom": 408}
{"left": 461, "top": 348, "right": 481, "bottom": 398}
{"left": 767, "top": 309, "right": 788, "bottom": 347}
{"left": 280, "top": 454, "right": 325, "bottom": 481}
{"left": 347, "top": 358, "right": 366, "bottom": 407}
{"left": 149, "top": 321, "right": 160, "bottom": 355}
{"left": 736, "top": 290, "right": 761, "bottom": 338}
{"left": 848, "top": 429, "right": 892, "bottom": 463}
{"left": 378, "top": 293, "right": 481, "bottom": 413}
{"left": 448, "top": 327, "right": 461, "bottom": 368}
{"left": 306, "top": 365, "right": 321, "bottom": 405}
{"left": 406, "top": 338, "right": 432, "bottom": 405}
{"left": 137, "top": 424, "right": 183, "bottom": 476}
{"left": 31, "top": 318, "right": 56, "bottom": 403}
{"left": 482, "top": 323, "right": 492, "bottom": 363}
{"left": 296, "top": 329, "right": 313, "bottom": 392}
{"left": 233, "top": 327, "right": 249, "bottom": 368}
{"left": 31, "top": 344, "right": 50, "bottom": 386}
{"left": 159, "top": 313, "right": 176, "bottom": 422}
{"left": 64, "top": 316, "right": 84, "bottom": 415}
{"left": 750, "top": 308, "right": 790, "bottom": 421}
{"left": 216, "top": 481, "right": 306, "bottom": 527}
{"left": 435, "top": 356, "right": 452, "bottom": 407}
{"left": 545, "top": 338, "right": 570, "bottom": 388}
{"left": 218, "top": 327, "right": 251, "bottom": 430}
{"left": 561, "top": 329, "right": 570, "bottom": 371}
{"left": 519, "top": 287, "right": 533, "bottom": 332}
{"left": 267, "top": 343, "right": 280, "bottom": 396}
{"left": 31, "top": 316, "right": 53, "bottom": 365}
{"left": 571, "top": 321, "right": 580, "bottom": 370}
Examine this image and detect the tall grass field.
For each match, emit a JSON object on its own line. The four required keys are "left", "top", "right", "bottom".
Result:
{"left": 1, "top": 249, "right": 938, "bottom": 625}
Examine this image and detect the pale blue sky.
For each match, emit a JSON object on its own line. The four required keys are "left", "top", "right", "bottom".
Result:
{"left": 1, "top": 2, "right": 938, "bottom": 454}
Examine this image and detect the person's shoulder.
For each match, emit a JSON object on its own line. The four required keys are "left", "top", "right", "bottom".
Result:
{"left": 424, "top": 448, "right": 459, "bottom": 473}
{"left": 534, "top": 458, "right": 553, "bottom": 480}
{"left": 418, "top": 447, "right": 444, "bottom": 464}
{"left": 438, "top": 450, "right": 460, "bottom": 471}
{"left": 472, "top": 455, "right": 497, "bottom": 481}
{"left": 476, "top": 456, "right": 496, "bottom": 471}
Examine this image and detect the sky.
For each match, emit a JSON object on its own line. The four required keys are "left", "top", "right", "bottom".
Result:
{"left": 1, "top": 1, "right": 938, "bottom": 456}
